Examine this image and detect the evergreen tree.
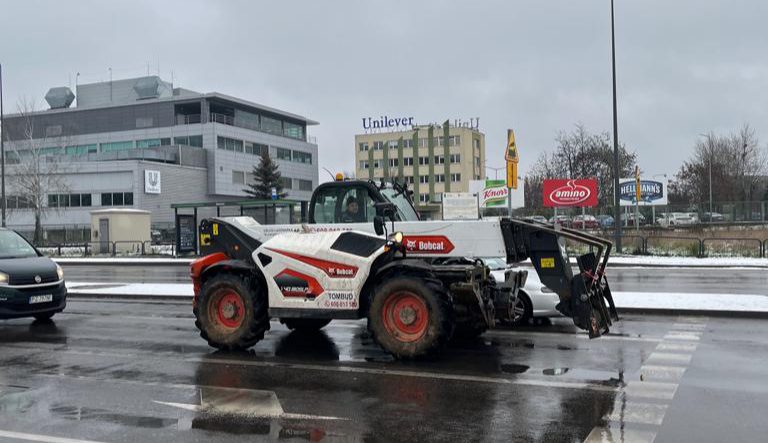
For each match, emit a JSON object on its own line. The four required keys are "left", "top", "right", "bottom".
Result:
{"left": 245, "top": 152, "right": 288, "bottom": 199}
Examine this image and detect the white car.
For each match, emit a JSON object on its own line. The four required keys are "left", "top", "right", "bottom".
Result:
{"left": 485, "top": 258, "right": 560, "bottom": 325}
{"left": 658, "top": 212, "right": 694, "bottom": 227}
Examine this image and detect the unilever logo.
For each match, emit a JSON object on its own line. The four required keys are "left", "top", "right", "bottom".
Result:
{"left": 548, "top": 180, "right": 592, "bottom": 206}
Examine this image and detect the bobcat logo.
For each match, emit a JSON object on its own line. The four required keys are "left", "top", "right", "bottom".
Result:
{"left": 406, "top": 239, "right": 417, "bottom": 249}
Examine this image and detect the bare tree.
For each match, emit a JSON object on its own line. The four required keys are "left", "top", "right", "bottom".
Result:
{"left": 7, "top": 97, "right": 70, "bottom": 243}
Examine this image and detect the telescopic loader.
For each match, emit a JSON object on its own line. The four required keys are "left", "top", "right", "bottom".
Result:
{"left": 190, "top": 180, "right": 618, "bottom": 358}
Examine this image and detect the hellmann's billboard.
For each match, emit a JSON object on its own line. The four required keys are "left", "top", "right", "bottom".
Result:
{"left": 542, "top": 179, "right": 598, "bottom": 207}
{"left": 618, "top": 178, "right": 668, "bottom": 206}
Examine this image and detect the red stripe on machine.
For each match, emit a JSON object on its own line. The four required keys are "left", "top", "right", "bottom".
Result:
{"left": 268, "top": 249, "right": 358, "bottom": 278}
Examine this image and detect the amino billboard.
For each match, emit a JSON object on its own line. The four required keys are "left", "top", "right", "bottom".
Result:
{"left": 542, "top": 179, "right": 598, "bottom": 207}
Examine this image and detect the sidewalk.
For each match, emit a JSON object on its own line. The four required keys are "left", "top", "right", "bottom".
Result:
{"left": 65, "top": 282, "right": 768, "bottom": 317}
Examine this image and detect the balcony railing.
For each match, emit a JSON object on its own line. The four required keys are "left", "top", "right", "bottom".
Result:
{"left": 175, "top": 114, "right": 202, "bottom": 125}
{"left": 208, "top": 112, "right": 308, "bottom": 142}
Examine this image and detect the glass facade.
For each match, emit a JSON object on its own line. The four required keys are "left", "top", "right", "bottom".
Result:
{"left": 261, "top": 116, "right": 282, "bottom": 135}
{"left": 66, "top": 144, "right": 98, "bottom": 155}
{"left": 100, "top": 141, "right": 134, "bottom": 152}
{"left": 276, "top": 148, "right": 292, "bottom": 160}
{"left": 137, "top": 138, "right": 171, "bottom": 149}
{"left": 173, "top": 135, "right": 203, "bottom": 147}
{"left": 283, "top": 122, "right": 304, "bottom": 140}
{"left": 292, "top": 151, "right": 312, "bottom": 164}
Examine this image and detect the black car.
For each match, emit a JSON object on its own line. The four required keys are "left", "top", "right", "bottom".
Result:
{"left": 0, "top": 229, "right": 66, "bottom": 321}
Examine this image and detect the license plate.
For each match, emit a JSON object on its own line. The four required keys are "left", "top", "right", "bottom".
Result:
{"left": 29, "top": 294, "right": 53, "bottom": 304}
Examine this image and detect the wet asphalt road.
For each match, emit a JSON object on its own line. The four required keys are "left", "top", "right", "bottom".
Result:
{"left": 1, "top": 299, "right": 767, "bottom": 442}
{"left": 60, "top": 264, "right": 768, "bottom": 295}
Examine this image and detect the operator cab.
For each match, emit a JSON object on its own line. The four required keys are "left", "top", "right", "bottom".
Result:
{"left": 309, "top": 180, "right": 420, "bottom": 224}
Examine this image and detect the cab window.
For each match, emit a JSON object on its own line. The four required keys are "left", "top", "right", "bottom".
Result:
{"left": 311, "top": 189, "right": 339, "bottom": 223}
{"left": 339, "top": 187, "right": 374, "bottom": 223}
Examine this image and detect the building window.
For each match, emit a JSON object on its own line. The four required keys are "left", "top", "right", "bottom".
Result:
{"left": 232, "top": 171, "right": 245, "bottom": 185}
{"left": 473, "top": 139, "right": 480, "bottom": 149}
{"left": 419, "top": 194, "right": 429, "bottom": 203}
{"left": 389, "top": 158, "right": 399, "bottom": 167}
{"left": 100, "top": 141, "right": 133, "bottom": 152}
{"left": 276, "top": 148, "right": 292, "bottom": 160}
{"left": 261, "top": 116, "right": 283, "bottom": 135}
{"left": 435, "top": 174, "right": 445, "bottom": 183}
{"left": 419, "top": 176, "right": 429, "bottom": 184}
{"left": 293, "top": 151, "right": 312, "bottom": 164}
{"left": 373, "top": 160, "right": 381, "bottom": 169}
{"left": 358, "top": 142, "right": 368, "bottom": 152}
{"left": 101, "top": 192, "right": 133, "bottom": 206}
{"left": 403, "top": 157, "right": 414, "bottom": 166}
{"left": 174, "top": 135, "right": 203, "bottom": 147}
{"left": 451, "top": 135, "right": 461, "bottom": 146}
{"left": 40, "top": 147, "right": 63, "bottom": 156}
{"left": 474, "top": 157, "right": 481, "bottom": 166}
{"left": 137, "top": 138, "right": 171, "bottom": 149}
{"left": 283, "top": 122, "right": 305, "bottom": 140}
{"left": 451, "top": 173, "right": 461, "bottom": 182}
{"left": 403, "top": 139, "right": 414, "bottom": 148}
{"left": 217, "top": 136, "right": 243, "bottom": 152}
{"left": 434, "top": 155, "right": 445, "bottom": 165}
{"left": 404, "top": 176, "right": 414, "bottom": 184}
{"left": 65, "top": 144, "right": 98, "bottom": 155}
{"left": 450, "top": 154, "right": 461, "bottom": 164}
{"left": 136, "top": 117, "right": 153, "bottom": 128}
{"left": 388, "top": 141, "right": 398, "bottom": 150}
{"left": 244, "top": 142, "right": 266, "bottom": 156}
{"left": 47, "top": 193, "right": 92, "bottom": 208}
{"left": 475, "top": 174, "right": 481, "bottom": 180}
{"left": 373, "top": 141, "right": 384, "bottom": 150}
{"left": 281, "top": 177, "right": 293, "bottom": 190}
{"left": 359, "top": 160, "right": 369, "bottom": 170}
{"left": 419, "top": 156, "right": 429, "bottom": 166}
{"left": 298, "top": 179, "right": 313, "bottom": 191}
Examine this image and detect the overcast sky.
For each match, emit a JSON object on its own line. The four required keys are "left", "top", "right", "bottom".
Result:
{"left": 2, "top": 0, "right": 767, "bottom": 181}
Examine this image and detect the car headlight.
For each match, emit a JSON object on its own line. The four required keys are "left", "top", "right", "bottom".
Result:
{"left": 0, "top": 272, "right": 8, "bottom": 285}
{"left": 56, "top": 264, "right": 64, "bottom": 280}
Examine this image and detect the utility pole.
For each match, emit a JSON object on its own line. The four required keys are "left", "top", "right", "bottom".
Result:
{"left": 611, "top": 0, "right": 622, "bottom": 252}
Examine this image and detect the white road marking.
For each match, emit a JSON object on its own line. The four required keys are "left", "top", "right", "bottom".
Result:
{"left": 486, "top": 330, "right": 664, "bottom": 343}
{"left": 656, "top": 342, "right": 697, "bottom": 352}
{"left": 671, "top": 323, "right": 706, "bottom": 331}
{"left": 645, "top": 352, "right": 692, "bottom": 366}
{"left": 0, "top": 430, "right": 112, "bottom": 443}
{"left": 624, "top": 381, "right": 678, "bottom": 400}
{"left": 607, "top": 402, "right": 668, "bottom": 426}
{"left": 638, "top": 365, "right": 686, "bottom": 381}
{"left": 663, "top": 331, "right": 701, "bottom": 341}
{"left": 584, "top": 426, "right": 656, "bottom": 443}
{"left": 675, "top": 316, "right": 709, "bottom": 324}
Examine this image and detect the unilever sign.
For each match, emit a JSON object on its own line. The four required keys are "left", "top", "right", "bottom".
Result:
{"left": 618, "top": 178, "right": 667, "bottom": 206}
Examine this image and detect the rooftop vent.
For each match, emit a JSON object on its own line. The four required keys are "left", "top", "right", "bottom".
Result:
{"left": 133, "top": 76, "right": 165, "bottom": 100}
{"left": 45, "top": 87, "right": 75, "bottom": 109}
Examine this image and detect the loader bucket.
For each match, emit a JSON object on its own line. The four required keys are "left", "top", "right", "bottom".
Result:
{"left": 500, "top": 218, "right": 619, "bottom": 337}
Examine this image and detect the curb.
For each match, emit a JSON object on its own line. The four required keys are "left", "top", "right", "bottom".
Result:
{"left": 67, "top": 293, "right": 768, "bottom": 319}
{"left": 57, "top": 260, "right": 192, "bottom": 266}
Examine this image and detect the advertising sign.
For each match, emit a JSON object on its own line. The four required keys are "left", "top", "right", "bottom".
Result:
{"left": 442, "top": 192, "right": 479, "bottom": 220}
{"left": 469, "top": 179, "right": 524, "bottom": 209}
{"left": 618, "top": 178, "right": 668, "bottom": 206}
{"left": 505, "top": 129, "right": 519, "bottom": 190}
{"left": 542, "top": 179, "right": 598, "bottom": 207}
{"left": 176, "top": 214, "right": 196, "bottom": 253}
{"left": 144, "top": 170, "right": 161, "bottom": 194}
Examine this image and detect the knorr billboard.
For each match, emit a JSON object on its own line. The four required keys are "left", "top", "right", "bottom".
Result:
{"left": 469, "top": 179, "right": 523, "bottom": 208}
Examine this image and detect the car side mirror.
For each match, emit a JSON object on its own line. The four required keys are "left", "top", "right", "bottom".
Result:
{"left": 374, "top": 216, "right": 385, "bottom": 236}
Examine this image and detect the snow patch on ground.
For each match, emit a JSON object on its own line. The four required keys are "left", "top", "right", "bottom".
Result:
{"left": 65, "top": 282, "right": 768, "bottom": 312}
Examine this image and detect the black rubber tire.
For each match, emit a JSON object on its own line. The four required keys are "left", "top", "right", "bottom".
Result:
{"left": 194, "top": 273, "right": 269, "bottom": 351}
{"left": 509, "top": 291, "right": 532, "bottom": 326}
{"left": 452, "top": 321, "right": 488, "bottom": 339}
{"left": 33, "top": 312, "right": 55, "bottom": 321}
{"left": 281, "top": 318, "right": 332, "bottom": 332}
{"left": 368, "top": 273, "right": 455, "bottom": 359}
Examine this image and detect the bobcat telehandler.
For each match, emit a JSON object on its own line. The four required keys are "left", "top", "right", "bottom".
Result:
{"left": 190, "top": 179, "right": 618, "bottom": 358}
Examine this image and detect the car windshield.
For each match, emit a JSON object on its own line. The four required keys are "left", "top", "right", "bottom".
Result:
{"left": 481, "top": 257, "right": 508, "bottom": 270}
{"left": 0, "top": 230, "right": 38, "bottom": 258}
{"left": 380, "top": 189, "right": 420, "bottom": 221}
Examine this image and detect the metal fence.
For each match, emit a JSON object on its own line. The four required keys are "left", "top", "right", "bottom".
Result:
{"left": 35, "top": 241, "right": 176, "bottom": 257}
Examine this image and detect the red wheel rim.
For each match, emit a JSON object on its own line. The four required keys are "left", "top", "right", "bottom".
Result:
{"left": 214, "top": 290, "right": 245, "bottom": 329}
{"left": 381, "top": 290, "right": 429, "bottom": 343}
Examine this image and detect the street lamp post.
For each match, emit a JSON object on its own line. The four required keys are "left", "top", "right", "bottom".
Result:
{"left": 611, "top": 0, "right": 622, "bottom": 253}
{"left": 485, "top": 165, "right": 504, "bottom": 180}
{"left": 0, "top": 62, "right": 5, "bottom": 227}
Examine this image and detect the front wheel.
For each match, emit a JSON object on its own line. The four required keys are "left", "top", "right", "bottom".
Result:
{"left": 194, "top": 273, "right": 269, "bottom": 351}
{"left": 280, "top": 318, "right": 332, "bottom": 332}
{"left": 508, "top": 291, "right": 532, "bottom": 326}
{"left": 368, "top": 275, "right": 454, "bottom": 359}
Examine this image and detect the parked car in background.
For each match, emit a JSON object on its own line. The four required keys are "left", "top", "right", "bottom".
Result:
{"left": 701, "top": 212, "right": 725, "bottom": 223}
{"left": 571, "top": 215, "right": 600, "bottom": 229}
{"left": 0, "top": 229, "right": 67, "bottom": 322}
{"left": 548, "top": 215, "right": 571, "bottom": 226}
{"left": 658, "top": 212, "right": 694, "bottom": 227}
{"left": 620, "top": 213, "right": 646, "bottom": 226}
{"left": 595, "top": 214, "right": 615, "bottom": 228}
{"left": 687, "top": 212, "right": 701, "bottom": 224}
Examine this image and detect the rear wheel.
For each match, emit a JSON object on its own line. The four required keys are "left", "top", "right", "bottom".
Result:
{"left": 368, "top": 274, "right": 454, "bottom": 358}
{"left": 194, "top": 273, "right": 269, "bottom": 351}
{"left": 280, "top": 318, "right": 332, "bottom": 332}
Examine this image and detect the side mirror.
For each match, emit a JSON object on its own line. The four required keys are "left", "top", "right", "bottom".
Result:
{"left": 374, "top": 202, "right": 396, "bottom": 219}
{"left": 374, "top": 216, "right": 385, "bottom": 236}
